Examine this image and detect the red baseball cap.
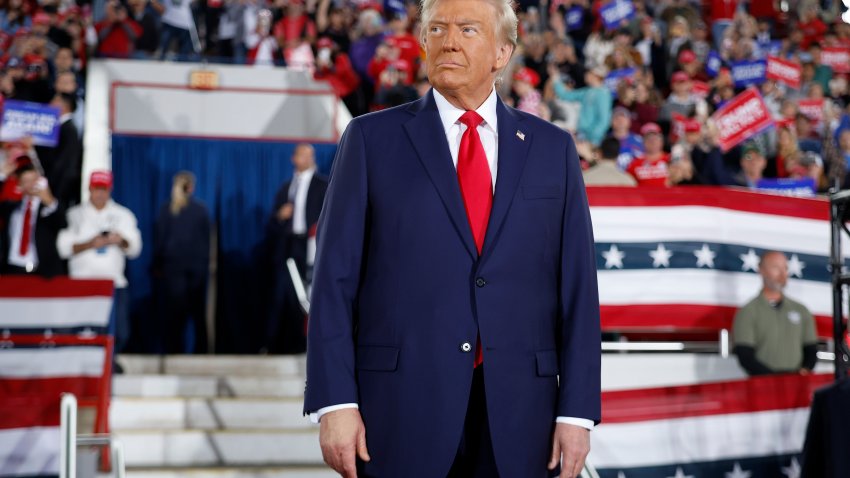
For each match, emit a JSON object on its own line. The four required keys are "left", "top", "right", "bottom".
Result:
{"left": 89, "top": 170, "right": 113, "bottom": 189}
{"left": 640, "top": 122, "right": 662, "bottom": 136}
{"left": 671, "top": 71, "right": 690, "bottom": 83}
{"left": 317, "top": 37, "right": 334, "bottom": 49}
{"left": 513, "top": 67, "right": 540, "bottom": 87}
{"left": 678, "top": 49, "right": 697, "bottom": 64}
{"left": 684, "top": 118, "right": 701, "bottom": 133}
{"left": 32, "top": 13, "right": 51, "bottom": 25}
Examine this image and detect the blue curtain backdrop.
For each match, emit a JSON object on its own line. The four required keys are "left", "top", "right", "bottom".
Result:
{"left": 111, "top": 135, "right": 337, "bottom": 353}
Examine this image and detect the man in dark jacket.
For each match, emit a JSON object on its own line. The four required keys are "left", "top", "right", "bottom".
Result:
{"left": 263, "top": 143, "right": 327, "bottom": 353}
{"left": 0, "top": 159, "right": 65, "bottom": 276}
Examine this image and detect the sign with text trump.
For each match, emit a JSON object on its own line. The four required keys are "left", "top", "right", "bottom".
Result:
{"left": 710, "top": 87, "right": 773, "bottom": 152}
{"left": 821, "top": 47, "right": 850, "bottom": 73}
{"left": 0, "top": 100, "right": 60, "bottom": 147}
{"left": 766, "top": 55, "right": 801, "bottom": 89}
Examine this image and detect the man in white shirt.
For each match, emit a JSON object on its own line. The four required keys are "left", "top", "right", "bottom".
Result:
{"left": 264, "top": 144, "right": 328, "bottom": 353}
{"left": 57, "top": 170, "right": 142, "bottom": 364}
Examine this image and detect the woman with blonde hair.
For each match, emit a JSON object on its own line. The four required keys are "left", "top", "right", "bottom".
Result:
{"left": 153, "top": 171, "right": 211, "bottom": 354}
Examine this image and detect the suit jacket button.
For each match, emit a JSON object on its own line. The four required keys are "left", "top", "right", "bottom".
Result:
{"left": 475, "top": 277, "right": 486, "bottom": 287}
{"left": 460, "top": 342, "right": 472, "bottom": 352}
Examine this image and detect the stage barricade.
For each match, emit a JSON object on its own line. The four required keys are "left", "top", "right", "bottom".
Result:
{"left": 0, "top": 277, "right": 114, "bottom": 478}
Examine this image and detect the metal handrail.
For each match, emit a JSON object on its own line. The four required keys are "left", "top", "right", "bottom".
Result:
{"left": 59, "top": 393, "right": 126, "bottom": 478}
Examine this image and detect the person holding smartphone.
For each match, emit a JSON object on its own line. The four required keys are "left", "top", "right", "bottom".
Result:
{"left": 56, "top": 170, "right": 142, "bottom": 369}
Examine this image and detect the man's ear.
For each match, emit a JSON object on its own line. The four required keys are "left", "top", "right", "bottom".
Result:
{"left": 494, "top": 42, "right": 514, "bottom": 71}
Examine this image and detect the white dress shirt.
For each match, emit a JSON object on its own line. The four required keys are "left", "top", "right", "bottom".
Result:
{"left": 7, "top": 196, "right": 58, "bottom": 270}
{"left": 290, "top": 167, "right": 315, "bottom": 235}
{"left": 313, "top": 88, "right": 593, "bottom": 431}
{"left": 56, "top": 199, "right": 142, "bottom": 288}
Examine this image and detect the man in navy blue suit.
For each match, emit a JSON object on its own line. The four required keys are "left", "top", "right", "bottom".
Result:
{"left": 303, "top": 0, "right": 601, "bottom": 475}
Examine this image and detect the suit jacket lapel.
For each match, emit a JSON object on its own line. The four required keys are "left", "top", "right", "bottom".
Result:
{"left": 481, "top": 98, "right": 531, "bottom": 256}
{"left": 403, "top": 92, "right": 477, "bottom": 259}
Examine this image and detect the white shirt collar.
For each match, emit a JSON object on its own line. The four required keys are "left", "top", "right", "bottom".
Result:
{"left": 432, "top": 87, "right": 499, "bottom": 136}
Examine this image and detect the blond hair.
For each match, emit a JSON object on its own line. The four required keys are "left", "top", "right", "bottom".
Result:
{"left": 170, "top": 171, "right": 196, "bottom": 216}
{"left": 419, "top": 0, "right": 518, "bottom": 48}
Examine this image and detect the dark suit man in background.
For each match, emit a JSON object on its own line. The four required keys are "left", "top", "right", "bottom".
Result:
{"left": 264, "top": 144, "right": 328, "bottom": 354}
{"left": 36, "top": 93, "right": 82, "bottom": 207}
{"left": 303, "top": 0, "right": 601, "bottom": 476}
{"left": 0, "top": 159, "right": 66, "bottom": 276}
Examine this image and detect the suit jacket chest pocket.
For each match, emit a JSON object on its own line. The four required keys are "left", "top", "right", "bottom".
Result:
{"left": 522, "top": 185, "right": 563, "bottom": 200}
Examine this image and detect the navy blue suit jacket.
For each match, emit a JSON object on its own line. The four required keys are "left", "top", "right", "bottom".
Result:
{"left": 304, "top": 90, "right": 601, "bottom": 477}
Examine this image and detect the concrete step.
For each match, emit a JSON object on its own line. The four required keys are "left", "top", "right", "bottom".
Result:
{"left": 113, "top": 375, "right": 305, "bottom": 399}
{"left": 118, "top": 355, "right": 306, "bottom": 378}
{"left": 115, "top": 430, "right": 322, "bottom": 467}
{"left": 126, "top": 468, "right": 335, "bottom": 478}
{"left": 111, "top": 398, "right": 313, "bottom": 431}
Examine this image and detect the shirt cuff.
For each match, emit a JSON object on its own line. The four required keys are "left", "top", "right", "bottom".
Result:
{"left": 556, "top": 416, "right": 594, "bottom": 431}
{"left": 40, "top": 201, "right": 58, "bottom": 217}
{"left": 309, "top": 403, "right": 359, "bottom": 424}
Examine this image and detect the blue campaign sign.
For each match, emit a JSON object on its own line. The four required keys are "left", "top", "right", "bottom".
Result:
{"left": 600, "top": 0, "right": 635, "bottom": 31}
{"left": 756, "top": 178, "right": 816, "bottom": 197}
{"left": 605, "top": 68, "right": 635, "bottom": 97}
{"left": 566, "top": 6, "right": 584, "bottom": 31}
{"left": 731, "top": 59, "right": 767, "bottom": 88}
{"left": 706, "top": 50, "right": 722, "bottom": 77}
{"left": 0, "top": 100, "right": 60, "bottom": 147}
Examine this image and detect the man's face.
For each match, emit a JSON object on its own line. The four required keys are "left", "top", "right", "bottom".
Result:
{"left": 644, "top": 133, "right": 662, "bottom": 154}
{"left": 291, "top": 145, "right": 315, "bottom": 171}
{"left": 89, "top": 186, "right": 111, "bottom": 209}
{"left": 55, "top": 72, "right": 76, "bottom": 94}
{"left": 612, "top": 113, "right": 629, "bottom": 131}
{"left": 760, "top": 253, "right": 788, "bottom": 292}
{"left": 17, "top": 170, "right": 39, "bottom": 196}
{"left": 424, "top": 0, "right": 512, "bottom": 100}
{"left": 54, "top": 48, "right": 73, "bottom": 71}
{"left": 741, "top": 152, "right": 766, "bottom": 178}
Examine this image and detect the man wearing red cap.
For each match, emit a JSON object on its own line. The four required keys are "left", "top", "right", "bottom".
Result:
{"left": 660, "top": 71, "right": 702, "bottom": 123}
{"left": 0, "top": 159, "right": 66, "bottom": 276}
{"left": 627, "top": 122, "right": 671, "bottom": 187}
{"left": 512, "top": 66, "right": 542, "bottom": 117}
{"left": 57, "top": 170, "right": 142, "bottom": 365}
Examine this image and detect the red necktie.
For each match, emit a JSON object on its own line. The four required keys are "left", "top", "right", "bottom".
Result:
{"left": 457, "top": 110, "right": 492, "bottom": 368}
{"left": 19, "top": 198, "right": 32, "bottom": 256}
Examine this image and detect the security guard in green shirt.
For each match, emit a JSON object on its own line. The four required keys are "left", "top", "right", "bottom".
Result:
{"left": 733, "top": 250, "right": 818, "bottom": 375}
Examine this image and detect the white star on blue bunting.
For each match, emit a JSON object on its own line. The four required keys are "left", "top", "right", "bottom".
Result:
{"left": 650, "top": 243, "right": 673, "bottom": 268}
{"left": 694, "top": 244, "right": 716, "bottom": 268}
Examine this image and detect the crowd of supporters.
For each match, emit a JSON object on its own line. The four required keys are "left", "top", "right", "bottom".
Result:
{"left": 1, "top": 0, "right": 850, "bottom": 193}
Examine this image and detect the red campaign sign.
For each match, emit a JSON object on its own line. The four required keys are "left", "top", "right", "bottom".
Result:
{"left": 821, "top": 47, "right": 850, "bottom": 74}
{"left": 766, "top": 55, "right": 801, "bottom": 89}
{"left": 798, "top": 98, "right": 824, "bottom": 125}
{"left": 710, "top": 87, "right": 774, "bottom": 152}
{"left": 691, "top": 81, "right": 710, "bottom": 98}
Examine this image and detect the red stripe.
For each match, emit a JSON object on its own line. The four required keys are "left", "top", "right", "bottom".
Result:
{"left": 0, "top": 277, "right": 113, "bottom": 298}
{"left": 0, "top": 378, "right": 101, "bottom": 430}
{"left": 601, "top": 304, "right": 833, "bottom": 339}
{"left": 587, "top": 186, "right": 829, "bottom": 221}
{"left": 601, "top": 373, "right": 833, "bottom": 424}
{"left": 0, "top": 395, "right": 61, "bottom": 429}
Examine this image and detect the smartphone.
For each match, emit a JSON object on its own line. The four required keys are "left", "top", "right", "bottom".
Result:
{"left": 35, "top": 177, "right": 47, "bottom": 191}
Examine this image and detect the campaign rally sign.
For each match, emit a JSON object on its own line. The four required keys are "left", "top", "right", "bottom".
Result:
{"left": 710, "top": 87, "right": 773, "bottom": 152}
{"left": 0, "top": 100, "right": 60, "bottom": 147}
{"left": 756, "top": 177, "right": 817, "bottom": 197}
{"left": 766, "top": 55, "right": 801, "bottom": 89}
{"left": 566, "top": 6, "right": 584, "bottom": 31}
{"left": 798, "top": 98, "right": 824, "bottom": 126}
{"left": 731, "top": 59, "right": 766, "bottom": 88}
{"left": 604, "top": 68, "right": 635, "bottom": 96}
{"left": 706, "top": 50, "right": 722, "bottom": 77}
{"left": 600, "top": 0, "right": 635, "bottom": 31}
{"left": 821, "top": 47, "right": 850, "bottom": 74}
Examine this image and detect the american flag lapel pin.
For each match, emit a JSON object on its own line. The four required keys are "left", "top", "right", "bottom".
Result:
{"left": 516, "top": 130, "right": 525, "bottom": 141}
